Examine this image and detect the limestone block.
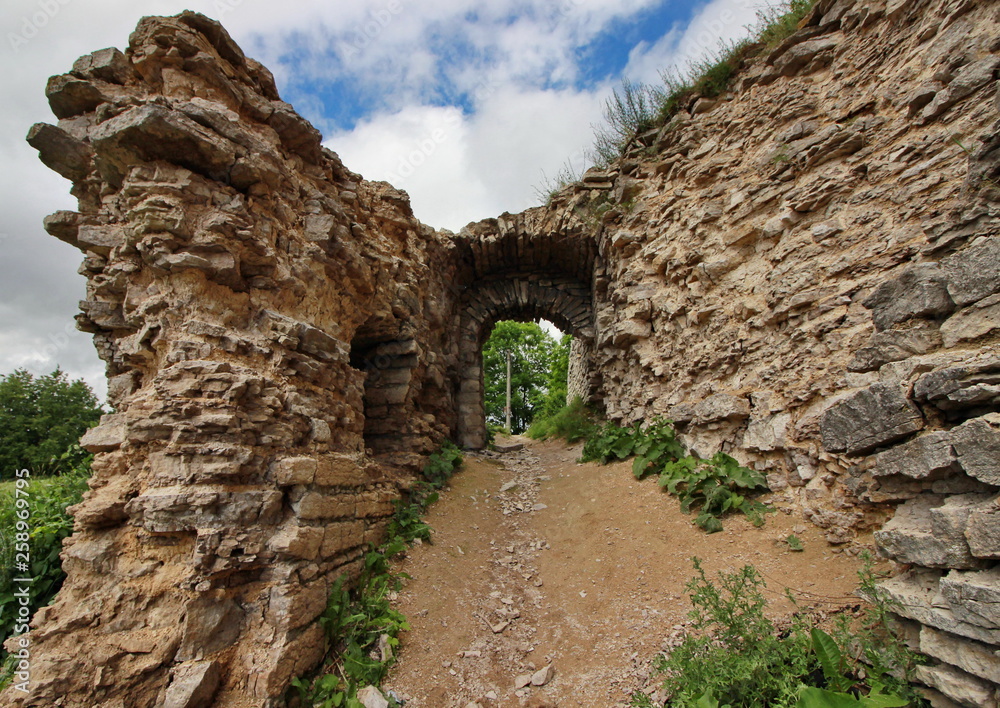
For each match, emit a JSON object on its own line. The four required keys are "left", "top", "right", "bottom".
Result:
{"left": 940, "top": 567, "right": 1000, "bottom": 630}
{"left": 772, "top": 35, "right": 840, "bottom": 78}
{"left": 941, "top": 236, "right": 1000, "bottom": 307}
{"left": 26, "top": 122, "right": 94, "bottom": 182}
{"left": 162, "top": 661, "right": 221, "bottom": 708}
{"left": 914, "top": 358, "right": 1000, "bottom": 412}
{"left": 743, "top": 413, "right": 791, "bottom": 451}
{"left": 872, "top": 430, "right": 960, "bottom": 480}
{"left": 321, "top": 521, "right": 366, "bottom": 558}
{"left": 801, "top": 125, "right": 865, "bottom": 168}
{"left": 268, "top": 524, "right": 324, "bottom": 561}
{"left": 914, "top": 663, "right": 996, "bottom": 708}
{"left": 128, "top": 488, "right": 283, "bottom": 533}
{"left": 878, "top": 569, "right": 1000, "bottom": 645}
{"left": 366, "top": 384, "right": 409, "bottom": 407}
{"left": 268, "top": 581, "right": 328, "bottom": 630}
{"left": 874, "top": 495, "right": 986, "bottom": 569}
{"left": 951, "top": 415, "right": 1000, "bottom": 486}
{"left": 861, "top": 264, "right": 955, "bottom": 331}
{"left": 90, "top": 104, "right": 239, "bottom": 185}
{"left": 821, "top": 383, "right": 924, "bottom": 455}
{"left": 848, "top": 322, "right": 942, "bottom": 372}
{"left": 176, "top": 597, "right": 244, "bottom": 661}
{"left": 254, "top": 623, "right": 326, "bottom": 699}
{"left": 921, "top": 56, "right": 1000, "bottom": 124}
{"left": 966, "top": 504, "right": 1000, "bottom": 559}
{"left": 941, "top": 294, "right": 1000, "bottom": 347}
{"left": 273, "top": 456, "right": 318, "bottom": 486}
{"left": 42, "top": 210, "right": 81, "bottom": 248}
{"left": 693, "top": 394, "right": 751, "bottom": 424}
{"left": 315, "top": 454, "right": 368, "bottom": 487}
{"left": 304, "top": 214, "right": 336, "bottom": 242}
{"left": 45, "top": 74, "right": 109, "bottom": 119}
{"left": 612, "top": 318, "right": 651, "bottom": 346}
{"left": 79, "top": 413, "right": 127, "bottom": 452}
{"left": 150, "top": 451, "right": 248, "bottom": 484}
{"left": 268, "top": 101, "right": 324, "bottom": 164}
{"left": 294, "top": 492, "right": 355, "bottom": 520}
{"left": 298, "top": 323, "right": 343, "bottom": 361}
{"left": 357, "top": 686, "right": 390, "bottom": 708}
{"left": 72, "top": 47, "right": 134, "bottom": 84}
{"left": 921, "top": 626, "right": 1000, "bottom": 684}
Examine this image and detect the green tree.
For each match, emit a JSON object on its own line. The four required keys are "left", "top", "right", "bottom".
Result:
{"left": 0, "top": 369, "right": 103, "bottom": 478}
{"left": 539, "top": 333, "right": 571, "bottom": 418}
{"left": 482, "top": 321, "right": 559, "bottom": 434}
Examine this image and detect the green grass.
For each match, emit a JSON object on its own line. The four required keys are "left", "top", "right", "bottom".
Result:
{"left": 526, "top": 396, "right": 596, "bottom": 442}
{"left": 591, "top": 0, "right": 819, "bottom": 167}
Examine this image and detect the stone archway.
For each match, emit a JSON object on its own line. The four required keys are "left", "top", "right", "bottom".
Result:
{"left": 452, "top": 217, "right": 600, "bottom": 448}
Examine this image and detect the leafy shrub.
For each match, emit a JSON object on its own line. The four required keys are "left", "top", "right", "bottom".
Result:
{"left": 580, "top": 418, "right": 767, "bottom": 532}
{"left": 388, "top": 441, "right": 463, "bottom": 544}
{"left": 591, "top": 0, "right": 819, "bottom": 166}
{"left": 0, "top": 452, "right": 91, "bottom": 660}
{"left": 641, "top": 557, "right": 924, "bottom": 708}
{"left": 757, "top": 0, "right": 817, "bottom": 49}
{"left": 659, "top": 453, "right": 770, "bottom": 533}
{"left": 654, "top": 560, "right": 816, "bottom": 707}
{"left": 592, "top": 78, "right": 666, "bottom": 166}
{"left": 292, "top": 545, "right": 410, "bottom": 707}
{"left": 526, "top": 396, "right": 596, "bottom": 442}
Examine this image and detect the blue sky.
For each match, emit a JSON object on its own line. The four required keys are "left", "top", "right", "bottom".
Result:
{"left": 0, "top": 0, "right": 774, "bottom": 398}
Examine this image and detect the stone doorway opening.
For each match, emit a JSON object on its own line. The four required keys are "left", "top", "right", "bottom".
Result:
{"left": 349, "top": 317, "right": 419, "bottom": 459}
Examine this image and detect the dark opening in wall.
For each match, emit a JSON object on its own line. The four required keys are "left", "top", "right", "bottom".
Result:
{"left": 349, "top": 322, "right": 418, "bottom": 457}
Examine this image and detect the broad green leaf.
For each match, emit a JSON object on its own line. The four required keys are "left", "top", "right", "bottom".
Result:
{"left": 796, "top": 687, "right": 863, "bottom": 708}
{"left": 812, "top": 628, "right": 850, "bottom": 692}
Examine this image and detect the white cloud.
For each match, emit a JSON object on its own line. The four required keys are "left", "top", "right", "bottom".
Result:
{"left": 328, "top": 85, "right": 605, "bottom": 231}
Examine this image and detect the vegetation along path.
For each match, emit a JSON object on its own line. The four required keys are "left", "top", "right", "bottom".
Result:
{"left": 382, "top": 437, "right": 869, "bottom": 707}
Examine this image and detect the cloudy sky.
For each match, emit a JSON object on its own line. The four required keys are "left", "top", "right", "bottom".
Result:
{"left": 1, "top": 0, "right": 774, "bottom": 400}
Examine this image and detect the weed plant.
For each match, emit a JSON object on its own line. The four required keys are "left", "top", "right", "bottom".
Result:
{"left": 0, "top": 449, "right": 91, "bottom": 662}
{"left": 526, "top": 396, "right": 596, "bottom": 442}
{"left": 592, "top": 0, "right": 818, "bottom": 167}
{"left": 635, "top": 556, "right": 925, "bottom": 708}
{"left": 580, "top": 418, "right": 768, "bottom": 532}
{"left": 291, "top": 441, "right": 464, "bottom": 707}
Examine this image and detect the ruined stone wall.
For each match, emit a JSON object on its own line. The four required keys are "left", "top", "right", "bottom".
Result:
{"left": 10, "top": 1, "right": 1000, "bottom": 706}
{"left": 551, "top": 0, "right": 1000, "bottom": 703}
{"left": 13, "top": 13, "right": 465, "bottom": 708}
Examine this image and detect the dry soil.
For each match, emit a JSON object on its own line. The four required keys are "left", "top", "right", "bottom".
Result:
{"left": 382, "top": 437, "right": 871, "bottom": 708}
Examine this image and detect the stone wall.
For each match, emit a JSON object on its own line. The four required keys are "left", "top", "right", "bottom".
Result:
{"left": 8, "top": 0, "right": 1000, "bottom": 706}
{"left": 555, "top": 0, "right": 1000, "bottom": 703}
{"left": 14, "top": 13, "right": 466, "bottom": 707}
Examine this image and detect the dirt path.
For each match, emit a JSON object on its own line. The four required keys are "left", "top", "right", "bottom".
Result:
{"left": 382, "top": 438, "right": 869, "bottom": 708}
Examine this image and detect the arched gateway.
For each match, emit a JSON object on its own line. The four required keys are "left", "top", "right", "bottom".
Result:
{"left": 453, "top": 217, "right": 599, "bottom": 448}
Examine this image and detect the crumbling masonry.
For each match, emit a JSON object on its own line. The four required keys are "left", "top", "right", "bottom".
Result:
{"left": 8, "top": 0, "right": 1000, "bottom": 705}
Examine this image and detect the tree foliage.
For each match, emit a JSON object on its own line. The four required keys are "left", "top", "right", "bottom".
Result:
{"left": 0, "top": 369, "right": 103, "bottom": 478}
{"left": 482, "top": 322, "right": 566, "bottom": 435}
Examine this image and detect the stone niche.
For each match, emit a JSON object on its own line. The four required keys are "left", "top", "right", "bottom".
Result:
{"left": 10, "top": 0, "right": 1000, "bottom": 706}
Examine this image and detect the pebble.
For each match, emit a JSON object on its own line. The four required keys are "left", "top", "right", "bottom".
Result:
{"left": 531, "top": 664, "right": 555, "bottom": 686}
